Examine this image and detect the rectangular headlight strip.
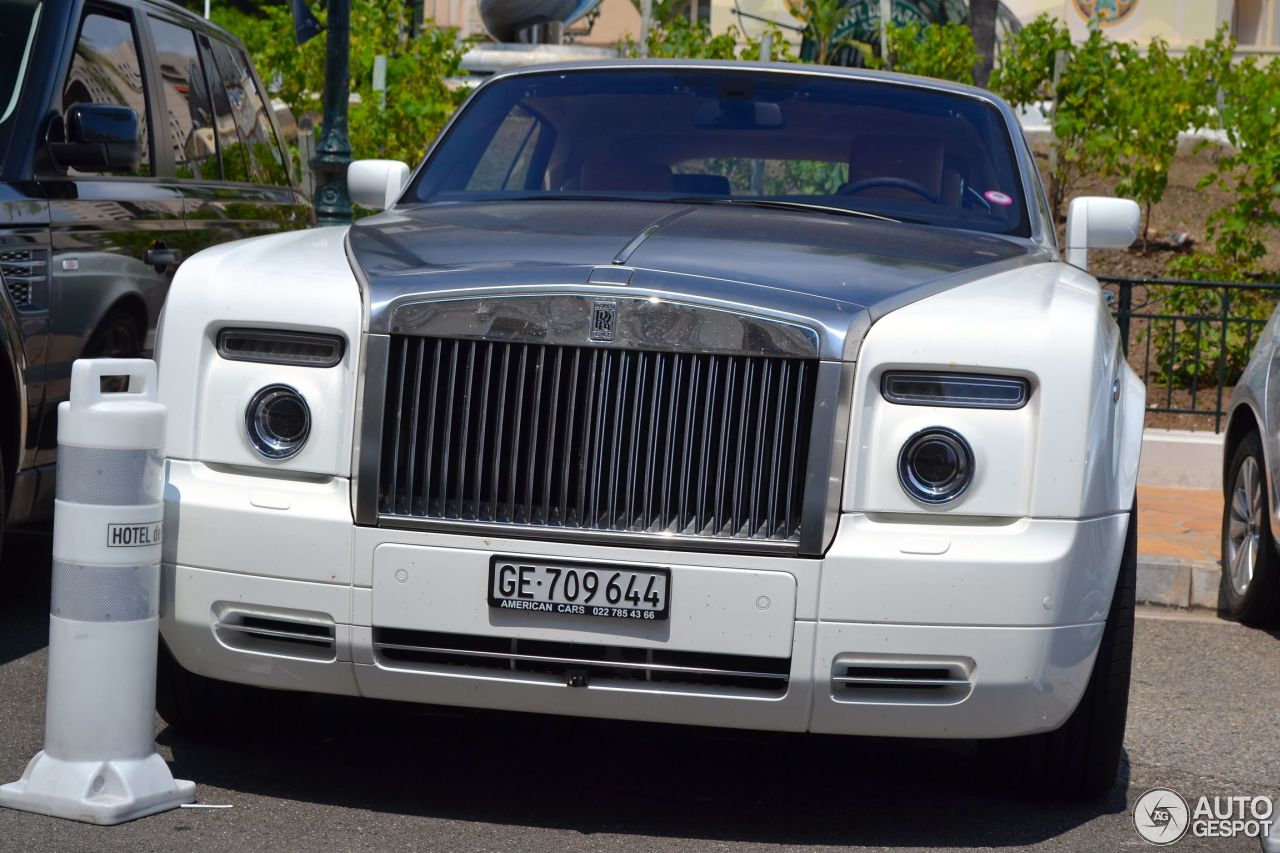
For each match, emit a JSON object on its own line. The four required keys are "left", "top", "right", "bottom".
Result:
{"left": 216, "top": 328, "right": 345, "bottom": 368}
{"left": 881, "top": 372, "right": 1029, "bottom": 410}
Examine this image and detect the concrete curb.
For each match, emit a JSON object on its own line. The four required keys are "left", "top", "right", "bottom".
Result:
{"left": 1138, "top": 557, "right": 1221, "bottom": 610}
{"left": 1139, "top": 429, "right": 1224, "bottom": 490}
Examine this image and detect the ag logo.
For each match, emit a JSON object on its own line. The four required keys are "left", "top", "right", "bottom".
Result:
{"left": 1073, "top": 0, "right": 1139, "bottom": 27}
{"left": 589, "top": 300, "right": 617, "bottom": 342}
{"left": 1134, "top": 788, "right": 1190, "bottom": 845}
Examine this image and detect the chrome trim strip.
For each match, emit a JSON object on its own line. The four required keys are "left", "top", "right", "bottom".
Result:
{"left": 374, "top": 513, "right": 803, "bottom": 555}
{"left": 375, "top": 642, "right": 787, "bottom": 681}
{"left": 215, "top": 622, "right": 335, "bottom": 645}
{"left": 798, "top": 360, "right": 854, "bottom": 555}
{"left": 832, "top": 676, "right": 970, "bottom": 687}
{"left": 611, "top": 207, "right": 696, "bottom": 265}
{"left": 881, "top": 371, "right": 1029, "bottom": 410}
{"left": 388, "top": 294, "right": 820, "bottom": 359}
{"left": 355, "top": 334, "right": 390, "bottom": 525}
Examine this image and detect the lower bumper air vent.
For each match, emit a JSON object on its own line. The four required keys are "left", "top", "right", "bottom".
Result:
{"left": 374, "top": 628, "right": 790, "bottom": 695}
{"left": 831, "top": 654, "right": 973, "bottom": 705}
{"left": 214, "top": 608, "right": 337, "bottom": 662}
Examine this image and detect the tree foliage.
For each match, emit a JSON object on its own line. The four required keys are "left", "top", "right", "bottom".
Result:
{"left": 989, "top": 13, "right": 1072, "bottom": 107}
{"left": 873, "top": 20, "right": 978, "bottom": 84}
{"left": 212, "top": 0, "right": 470, "bottom": 166}
{"left": 617, "top": 18, "right": 795, "bottom": 61}
{"left": 1170, "top": 53, "right": 1280, "bottom": 281}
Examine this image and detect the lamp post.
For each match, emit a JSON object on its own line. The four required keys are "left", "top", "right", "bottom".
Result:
{"left": 312, "top": 0, "right": 352, "bottom": 226}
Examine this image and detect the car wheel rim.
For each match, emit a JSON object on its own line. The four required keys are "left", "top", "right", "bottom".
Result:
{"left": 1227, "top": 455, "right": 1263, "bottom": 597}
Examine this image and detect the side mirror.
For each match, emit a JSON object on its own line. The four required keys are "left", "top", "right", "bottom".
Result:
{"left": 1064, "top": 196, "right": 1140, "bottom": 270}
{"left": 348, "top": 159, "right": 411, "bottom": 211}
{"left": 48, "top": 104, "right": 141, "bottom": 172}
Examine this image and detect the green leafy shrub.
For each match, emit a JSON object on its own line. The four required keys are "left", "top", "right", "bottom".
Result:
{"left": 212, "top": 0, "right": 469, "bottom": 167}
{"left": 1170, "top": 56, "right": 1280, "bottom": 282}
{"left": 874, "top": 21, "right": 979, "bottom": 84}
{"left": 617, "top": 17, "right": 739, "bottom": 59}
{"left": 1152, "top": 44, "right": 1280, "bottom": 388}
{"left": 1142, "top": 283, "right": 1274, "bottom": 388}
{"left": 618, "top": 18, "right": 795, "bottom": 61}
{"left": 990, "top": 13, "right": 1071, "bottom": 109}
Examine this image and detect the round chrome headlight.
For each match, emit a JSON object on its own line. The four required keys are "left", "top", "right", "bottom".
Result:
{"left": 898, "top": 427, "right": 974, "bottom": 504}
{"left": 245, "top": 385, "right": 310, "bottom": 459}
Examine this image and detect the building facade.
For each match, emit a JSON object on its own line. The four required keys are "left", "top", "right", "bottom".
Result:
{"left": 1004, "top": 0, "right": 1280, "bottom": 52}
{"left": 429, "top": 0, "right": 1280, "bottom": 56}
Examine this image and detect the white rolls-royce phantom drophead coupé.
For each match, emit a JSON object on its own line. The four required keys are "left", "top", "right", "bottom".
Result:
{"left": 152, "top": 60, "right": 1145, "bottom": 797}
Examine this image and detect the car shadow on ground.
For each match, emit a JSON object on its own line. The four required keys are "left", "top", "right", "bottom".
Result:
{"left": 4, "top": 533, "right": 1126, "bottom": 846}
{"left": 0, "top": 532, "right": 54, "bottom": 667}
{"left": 159, "top": 691, "right": 1129, "bottom": 846}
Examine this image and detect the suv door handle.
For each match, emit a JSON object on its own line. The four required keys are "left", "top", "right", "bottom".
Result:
{"left": 145, "top": 245, "right": 181, "bottom": 271}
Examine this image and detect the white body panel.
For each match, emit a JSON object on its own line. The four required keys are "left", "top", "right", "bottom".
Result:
{"left": 153, "top": 223, "right": 1142, "bottom": 741}
{"left": 156, "top": 226, "right": 362, "bottom": 477}
{"left": 845, "top": 262, "right": 1144, "bottom": 520}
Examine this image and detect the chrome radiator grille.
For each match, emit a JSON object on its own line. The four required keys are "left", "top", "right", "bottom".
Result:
{"left": 378, "top": 336, "right": 818, "bottom": 543}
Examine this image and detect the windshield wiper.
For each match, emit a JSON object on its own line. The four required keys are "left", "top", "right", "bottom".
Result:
{"left": 668, "top": 196, "right": 903, "bottom": 223}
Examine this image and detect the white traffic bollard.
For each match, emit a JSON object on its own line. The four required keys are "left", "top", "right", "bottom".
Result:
{"left": 0, "top": 359, "right": 194, "bottom": 824}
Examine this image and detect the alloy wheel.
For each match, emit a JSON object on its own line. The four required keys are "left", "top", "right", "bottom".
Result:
{"left": 1227, "top": 456, "right": 1264, "bottom": 597}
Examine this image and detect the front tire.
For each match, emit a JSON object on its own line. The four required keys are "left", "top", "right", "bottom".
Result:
{"left": 1220, "top": 431, "right": 1280, "bottom": 625}
{"left": 156, "top": 641, "right": 304, "bottom": 738}
{"left": 981, "top": 503, "right": 1136, "bottom": 798}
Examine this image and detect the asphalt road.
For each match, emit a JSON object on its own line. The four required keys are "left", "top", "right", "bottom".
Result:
{"left": 1, "top": 530, "right": 1277, "bottom": 852}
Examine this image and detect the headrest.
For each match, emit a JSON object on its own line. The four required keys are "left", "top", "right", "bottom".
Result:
{"left": 672, "top": 173, "right": 732, "bottom": 196}
{"left": 848, "top": 135, "right": 945, "bottom": 194}
{"left": 578, "top": 158, "right": 673, "bottom": 192}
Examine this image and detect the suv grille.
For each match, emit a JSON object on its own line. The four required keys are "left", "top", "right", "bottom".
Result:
{"left": 1, "top": 247, "right": 48, "bottom": 309}
{"left": 378, "top": 336, "right": 817, "bottom": 543}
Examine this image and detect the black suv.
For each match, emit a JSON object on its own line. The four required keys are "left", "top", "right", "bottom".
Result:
{"left": 1, "top": 0, "right": 309, "bottom": 544}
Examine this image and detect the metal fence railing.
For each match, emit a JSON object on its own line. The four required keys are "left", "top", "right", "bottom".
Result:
{"left": 1098, "top": 276, "right": 1280, "bottom": 433}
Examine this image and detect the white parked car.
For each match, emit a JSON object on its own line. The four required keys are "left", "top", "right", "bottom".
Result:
{"left": 153, "top": 61, "right": 1144, "bottom": 797}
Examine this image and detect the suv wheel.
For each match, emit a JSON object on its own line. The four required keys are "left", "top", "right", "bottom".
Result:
{"left": 0, "top": 441, "right": 6, "bottom": 559}
{"left": 981, "top": 503, "right": 1136, "bottom": 798}
{"left": 1220, "top": 431, "right": 1280, "bottom": 625}
{"left": 84, "top": 307, "right": 142, "bottom": 360}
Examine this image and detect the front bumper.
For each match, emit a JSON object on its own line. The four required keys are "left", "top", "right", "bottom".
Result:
{"left": 160, "top": 460, "right": 1127, "bottom": 739}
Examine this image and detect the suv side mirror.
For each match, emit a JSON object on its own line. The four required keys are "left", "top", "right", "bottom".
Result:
{"left": 1064, "top": 196, "right": 1140, "bottom": 270}
{"left": 349, "top": 159, "right": 410, "bottom": 211}
{"left": 48, "top": 104, "right": 141, "bottom": 172}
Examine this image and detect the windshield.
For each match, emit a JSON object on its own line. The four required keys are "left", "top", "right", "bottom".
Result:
{"left": 0, "top": 0, "right": 42, "bottom": 167}
{"left": 408, "top": 67, "right": 1031, "bottom": 237}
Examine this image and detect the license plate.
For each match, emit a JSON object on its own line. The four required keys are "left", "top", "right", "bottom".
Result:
{"left": 488, "top": 557, "right": 670, "bottom": 621}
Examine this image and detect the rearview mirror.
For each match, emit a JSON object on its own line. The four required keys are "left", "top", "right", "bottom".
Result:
{"left": 48, "top": 104, "right": 141, "bottom": 172}
{"left": 1064, "top": 196, "right": 1140, "bottom": 270}
{"left": 348, "top": 159, "right": 411, "bottom": 211}
{"left": 693, "top": 101, "right": 784, "bottom": 130}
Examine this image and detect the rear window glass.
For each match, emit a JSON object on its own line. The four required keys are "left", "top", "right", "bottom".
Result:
{"left": 207, "top": 39, "right": 288, "bottom": 185}
{"left": 409, "top": 69, "right": 1030, "bottom": 237}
